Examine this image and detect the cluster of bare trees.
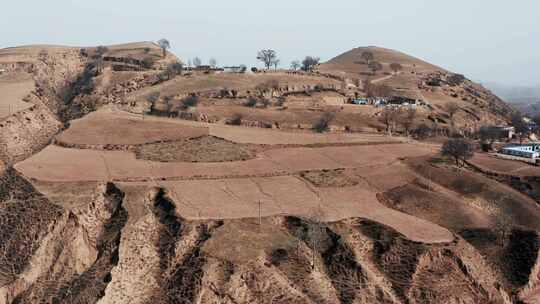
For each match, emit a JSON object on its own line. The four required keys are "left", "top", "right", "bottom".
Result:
{"left": 92, "top": 45, "right": 109, "bottom": 75}
{"left": 379, "top": 107, "right": 417, "bottom": 136}
{"left": 257, "top": 49, "right": 279, "bottom": 70}
{"left": 289, "top": 56, "right": 320, "bottom": 72}
{"left": 440, "top": 138, "right": 474, "bottom": 167}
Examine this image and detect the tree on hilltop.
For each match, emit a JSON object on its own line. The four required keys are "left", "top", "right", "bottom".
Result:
{"left": 272, "top": 58, "right": 280, "bottom": 70}
{"left": 257, "top": 49, "right": 278, "bottom": 70}
{"left": 301, "top": 56, "right": 320, "bottom": 72}
{"left": 157, "top": 39, "right": 170, "bottom": 58}
{"left": 290, "top": 60, "right": 301, "bottom": 71}
{"left": 93, "top": 46, "right": 109, "bottom": 74}
{"left": 360, "top": 51, "right": 374, "bottom": 64}
{"left": 380, "top": 107, "right": 400, "bottom": 136}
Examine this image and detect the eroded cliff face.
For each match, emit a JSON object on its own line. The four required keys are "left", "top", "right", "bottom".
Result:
{"left": 0, "top": 170, "right": 126, "bottom": 304}
{"left": 0, "top": 49, "right": 88, "bottom": 164}
{"left": 1, "top": 179, "right": 527, "bottom": 304}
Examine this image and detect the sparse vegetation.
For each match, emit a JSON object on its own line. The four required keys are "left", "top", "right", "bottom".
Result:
{"left": 447, "top": 73, "right": 466, "bottom": 86}
{"left": 312, "top": 111, "right": 335, "bottom": 133}
{"left": 478, "top": 125, "right": 503, "bottom": 151}
{"left": 301, "top": 56, "right": 320, "bottom": 72}
{"left": 413, "top": 123, "right": 433, "bottom": 140}
{"left": 441, "top": 138, "right": 474, "bottom": 167}
{"left": 157, "top": 38, "right": 171, "bottom": 58}
{"left": 511, "top": 112, "right": 529, "bottom": 143}
{"left": 360, "top": 51, "right": 374, "bottom": 64}
{"left": 368, "top": 61, "right": 383, "bottom": 75}
{"left": 228, "top": 113, "right": 243, "bottom": 125}
{"left": 290, "top": 60, "right": 301, "bottom": 71}
{"left": 256, "top": 49, "right": 278, "bottom": 70}
{"left": 446, "top": 101, "right": 460, "bottom": 127}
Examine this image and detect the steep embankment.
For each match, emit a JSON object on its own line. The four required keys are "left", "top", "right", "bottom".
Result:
{"left": 0, "top": 180, "right": 514, "bottom": 304}
{"left": 0, "top": 169, "right": 126, "bottom": 304}
{"left": 0, "top": 46, "right": 86, "bottom": 163}
{"left": 0, "top": 42, "right": 180, "bottom": 164}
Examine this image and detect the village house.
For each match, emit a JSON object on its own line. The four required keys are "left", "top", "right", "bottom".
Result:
{"left": 500, "top": 143, "right": 540, "bottom": 159}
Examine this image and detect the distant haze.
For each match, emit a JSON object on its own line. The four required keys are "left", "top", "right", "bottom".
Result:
{"left": 2, "top": 0, "right": 539, "bottom": 86}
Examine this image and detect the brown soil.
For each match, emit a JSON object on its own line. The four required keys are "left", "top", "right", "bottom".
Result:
{"left": 134, "top": 136, "right": 259, "bottom": 163}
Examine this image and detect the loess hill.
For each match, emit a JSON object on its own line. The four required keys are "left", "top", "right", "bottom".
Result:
{"left": 0, "top": 42, "right": 538, "bottom": 304}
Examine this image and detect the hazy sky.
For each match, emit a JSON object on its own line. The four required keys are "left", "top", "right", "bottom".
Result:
{"left": 2, "top": 0, "right": 539, "bottom": 86}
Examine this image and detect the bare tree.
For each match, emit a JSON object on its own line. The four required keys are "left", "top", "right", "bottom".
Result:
{"left": 164, "top": 62, "right": 183, "bottom": 80}
{"left": 490, "top": 195, "right": 514, "bottom": 247}
{"left": 38, "top": 49, "right": 48, "bottom": 63}
{"left": 493, "top": 205, "right": 513, "bottom": 247}
{"left": 256, "top": 49, "right": 277, "bottom": 70}
{"left": 96, "top": 45, "right": 109, "bottom": 56}
{"left": 290, "top": 60, "right": 301, "bottom": 71}
{"left": 390, "top": 63, "right": 403, "bottom": 74}
{"left": 368, "top": 61, "right": 383, "bottom": 75}
{"left": 413, "top": 123, "right": 432, "bottom": 140}
{"left": 313, "top": 112, "right": 336, "bottom": 133}
{"left": 192, "top": 57, "right": 202, "bottom": 67}
{"left": 182, "top": 95, "right": 199, "bottom": 108}
{"left": 400, "top": 107, "right": 417, "bottom": 136}
{"left": 157, "top": 39, "right": 171, "bottom": 58}
{"left": 380, "top": 107, "right": 400, "bottom": 136}
{"left": 146, "top": 92, "right": 161, "bottom": 111}
{"left": 360, "top": 51, "right": 374, "bottom": 64}
{"left": 441, "top": 138, "right": 474, "bottom": 167}
{"left": 478, "top": 125, "right": 502, "bottom": 151}
{"left": 511, "top": 112, "right": 529, "bottom": 144}
{"left": 272, "top": 58, "right": 280, "bottom": 70}
{"left": 209, "top": 58, "right": 217, "bottom": 68}
{"left": 93, "top": 46, "right": 109, "bottom": 74}
{"left": 446, "top": 102, "right": 460, "bottom": 127}
{"left": 301, "top": 56, "right": 320, "bottom": 72}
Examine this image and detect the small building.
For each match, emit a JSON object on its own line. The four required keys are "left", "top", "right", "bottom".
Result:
{"left": 490, "top": 125, "right": 515, "bottom": 139}
{"left": 223, "top": 66, "right": 247, "bottom": 73}
{"left": 352, "top": 98, "right": 368, "bottom": 105}
{"left": 500, "top": 143, "right": 540, "bottom": 159}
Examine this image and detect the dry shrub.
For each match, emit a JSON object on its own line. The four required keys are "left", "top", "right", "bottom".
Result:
{"left": 313, "top": 112, "right": 335, "bottom": 133}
